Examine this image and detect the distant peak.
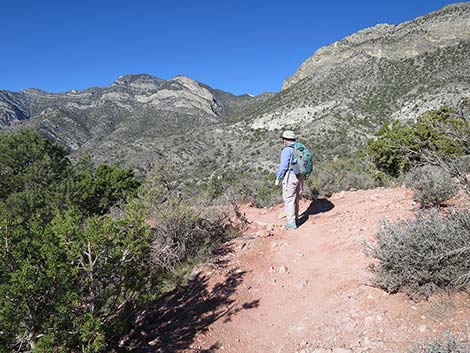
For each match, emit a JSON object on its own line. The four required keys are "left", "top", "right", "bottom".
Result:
{"left": 23, "top": 88, "right": 47, "bottom": 94}
{"left": 112, "top": 74, "right": 165, "bottom": 91}
{"left": 113, "top": 74, "right": 164, "bottom": 86}
{"left": 169, "top": 75, "right": 207, "bottom": 91}
{"left": 170, "top": 75, "right": 200, "bottom": 84}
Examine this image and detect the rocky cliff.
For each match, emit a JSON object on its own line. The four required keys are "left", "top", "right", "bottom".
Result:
{"left": 248, "top": 2, "right": 470, "bottom": 157}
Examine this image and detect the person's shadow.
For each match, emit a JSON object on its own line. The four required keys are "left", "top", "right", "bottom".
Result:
{"left": 297, "top": 198, "right": 335, "bottom": 227}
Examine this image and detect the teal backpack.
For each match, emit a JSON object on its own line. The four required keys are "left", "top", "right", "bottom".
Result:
{"left": 290, "top": 142, "right": 313, "bottom": 177}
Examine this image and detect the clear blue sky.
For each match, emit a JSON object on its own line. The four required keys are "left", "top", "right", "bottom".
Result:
{"left": 1, "top": 0, "right": 463, "bottom": 95}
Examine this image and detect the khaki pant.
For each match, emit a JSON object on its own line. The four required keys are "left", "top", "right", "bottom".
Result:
{"left": 282, "top": 172, "right": 304, "bottom": 225}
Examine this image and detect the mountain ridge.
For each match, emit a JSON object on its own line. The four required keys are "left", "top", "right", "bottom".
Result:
{"left": 1, "top": 3, "right": 470, "bottom": 172}
{"left": 0, "top": 73, "right": 270, "bottom": 128}
{"left": 282, "top": 2, "right": 470, "bottom": 90}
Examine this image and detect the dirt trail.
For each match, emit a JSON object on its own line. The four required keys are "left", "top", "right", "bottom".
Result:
{"left": 124, "top": 188, "right": 470, "bottom": 353}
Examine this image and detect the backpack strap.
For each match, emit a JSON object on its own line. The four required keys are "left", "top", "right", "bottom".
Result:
{"left": 286, "top": 144, "right": 295, "bottom": 184}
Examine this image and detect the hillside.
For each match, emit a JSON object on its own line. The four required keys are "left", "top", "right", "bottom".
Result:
{"left": 0, "top": 74, "right": 270, "bottom": 157}
{"left": 119, "top": 188, "right": 470, "bottom": 353}
{"left": 1, "top": 3, "right": 470, "bottom": 174}
{"left": 247, "top": 2, "right": 470, "bottom": 156}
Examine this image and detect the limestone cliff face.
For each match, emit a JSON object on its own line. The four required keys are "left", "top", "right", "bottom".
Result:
{"left": 282, "top": 3, "right": 470, "bottom": 90}
{"left": 0, "top": 74, "right": 225, "bottom": 128}
{"left": 246, "top": 2, "right": 470, "bottom": 151}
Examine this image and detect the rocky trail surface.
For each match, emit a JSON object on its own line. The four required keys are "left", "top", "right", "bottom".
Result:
{"left": 124, "top": 188, "right": 470, "bottom": 353}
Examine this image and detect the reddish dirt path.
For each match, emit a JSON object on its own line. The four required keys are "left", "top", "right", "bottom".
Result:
{"left": 122, "top": 188, "right": 470, "bottom": 353}
{"left": 183, "top": 188, "right": 470, "bottom": 353}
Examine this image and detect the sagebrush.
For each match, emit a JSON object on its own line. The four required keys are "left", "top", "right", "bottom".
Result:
{"left": 370, "top": 209, "right": 470, "bottom": 299}
{"left": 408, "top": 334, "right": 470, "bottom": 353}
{"left": 404, "top": 165, "right": 458, "bottom": 208}
{"left": 150, "top": 202, "right": 235, "bottom": 271}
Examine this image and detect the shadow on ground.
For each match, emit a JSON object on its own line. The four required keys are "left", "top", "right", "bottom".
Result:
{"left": 117, "top": 268, "right": 259, "bottom": 352}
{"left": 298, "top": 198, "right": 335, "bottom": 227}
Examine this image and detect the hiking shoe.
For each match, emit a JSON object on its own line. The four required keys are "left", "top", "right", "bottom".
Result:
{"left": 285, "top": 223, "right": 297, "bottom": 230}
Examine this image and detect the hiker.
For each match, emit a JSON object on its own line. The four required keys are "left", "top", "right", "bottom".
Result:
{"left": 275, "top": 130, "right": 305, "bottom": 229}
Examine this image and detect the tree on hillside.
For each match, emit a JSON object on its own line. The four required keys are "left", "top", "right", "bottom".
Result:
{"left": 57, "top": 156, "right": 141, "bottom": 216}
{"left": 0, "top": 129, "right": 69, "bottom": 198}
{"left": 367, "top": 106, "right": 470, "bottom": 179}
{"left": 416, "top": 104, "right": 470, "bottom": 193}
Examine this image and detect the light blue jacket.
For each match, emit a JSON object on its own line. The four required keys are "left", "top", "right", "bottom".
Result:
{"left": 276, "top": 143, "right": 297, "bottom": 181}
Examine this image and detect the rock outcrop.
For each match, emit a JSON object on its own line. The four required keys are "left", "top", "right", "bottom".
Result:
{"left": 248, "top": 2, "right": 470, "bottom": 153}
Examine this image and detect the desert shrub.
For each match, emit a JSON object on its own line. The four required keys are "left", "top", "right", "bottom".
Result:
{"left": 423, "top": 150, "right": 470, "bottom": 196}
{"left": 370, "top": 209, "right": 470, "bottom": 299}
{"left": 408, "top": 334, "right": 470, "bottom": 353}
{"left": 243, "top": 173, "right": 282, "bottom": 208}
{"left": 404, "top": 165, "right": 458, "bottom": 208}
{"left": 139, "top": 161, "right": 240, "bottom": 270}
{"left": 135, "top": 159, "right": 180, "bottom": 213}
{"left": 150, "top": 202, "right": 234, "bottom": 271}
{"left": 305, "top": 158, "right": 377, "bottom": 197}
{"left": 456, "top": 155, "right": 470, "bottom": 173}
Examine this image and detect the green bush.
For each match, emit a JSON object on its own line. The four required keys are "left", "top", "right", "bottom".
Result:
{"left": 0, "top": 129, "right": 69, "bottom": 200}
{"left": 58, "top": 156, "right": 141, "bottom": 216}
{"left": 367, "top": 107, "right": 470, "bottom": 177}
{"left": 367, "top": 120, "right": 417, "bottom": 177}
{"left": 404, "top": 165, "right": 459, "bottom": 208}
{"left": 370, "top": 209, "right": 470, "bottom": 299}
{"left": 0, "top": 131, "right": 141, "bottom": 224}
{"left": 0, "top": 132, "right": 158, "bottom": 352}
{"left": 0, "top": 206, "right": 155, "bottom": 353}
